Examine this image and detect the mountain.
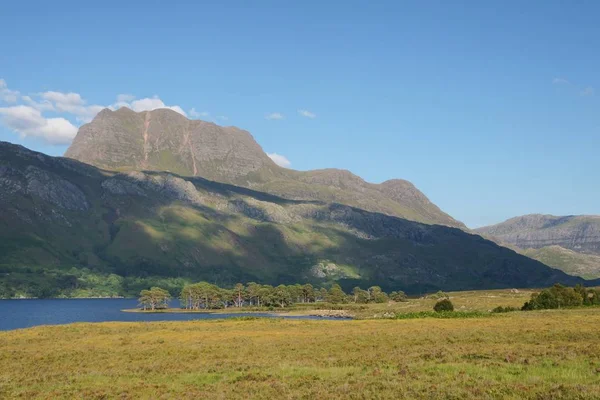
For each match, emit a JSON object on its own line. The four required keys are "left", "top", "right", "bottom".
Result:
{"left": 476, "top": 214, "right": 600, "bottom": 279}
{"left": 1, "top": 141, "right": 592, "bottom": 298}
{"left": 65, "top": 107, "right": 463, "bottom": 228}
{"left": 522, "top": 247, "right": 600, "bottom": 280}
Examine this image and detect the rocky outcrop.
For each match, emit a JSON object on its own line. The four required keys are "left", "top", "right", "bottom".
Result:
{"left": 0, "top": 163, "right": 88, "bottom": 211}
{"left": 103, "top": 172, "right": 204, "bottom": 206}
{"left": 476, "top": 214, "right": 600, "bottom": 255}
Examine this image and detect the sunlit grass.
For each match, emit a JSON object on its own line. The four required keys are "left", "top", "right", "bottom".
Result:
{"left": 2, "top": 308, "right": 600, "bottom": 399}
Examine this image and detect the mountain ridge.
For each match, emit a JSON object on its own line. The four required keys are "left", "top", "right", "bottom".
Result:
{"left": 476, "top": 214, "right": 600, "bottom": 278}
{"left": 64, "top": 107, "right": 464, "bottom": 229}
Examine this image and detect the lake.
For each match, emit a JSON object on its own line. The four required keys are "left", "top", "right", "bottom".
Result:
{"left": 0, "top": 298, "right": 340, "bottom": 331}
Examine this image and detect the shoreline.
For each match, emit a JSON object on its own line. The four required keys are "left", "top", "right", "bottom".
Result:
{"left": 121, "top": 307, "right": 354, "bottom": 318}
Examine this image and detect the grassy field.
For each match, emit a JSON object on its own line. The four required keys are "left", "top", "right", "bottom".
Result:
{"left": 2, "top": 306, "right": 600, "bottom": 399}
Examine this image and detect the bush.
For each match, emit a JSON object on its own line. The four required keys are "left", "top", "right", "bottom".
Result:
{"left": 389, "top": 291, "right": 407, "bottom": 302}
{"left": 433, "top": 299, "right": 454, "bottom": 312}
{"left": 491, "top": 306, "right": 519, "bottom": 313}
{"left": 522, "top": 284, "right": 584, "bottom": 311}
{"left": 428, "top": 291, "right": 449, "bottom": 300}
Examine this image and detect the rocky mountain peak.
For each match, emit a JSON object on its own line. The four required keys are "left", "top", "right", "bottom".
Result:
{"left": 63, "top": 108, "right": 464, "bottom": 228}
{"left": 65, "top": 107, "right": 276, "bottom": 183}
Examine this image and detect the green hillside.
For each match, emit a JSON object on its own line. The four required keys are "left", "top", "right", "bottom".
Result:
{"left": 1, "top": 141, "right": 594, "bottom": 298}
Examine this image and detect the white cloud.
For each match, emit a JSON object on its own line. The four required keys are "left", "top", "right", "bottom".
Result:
{"left": 0, "top": 79, "right": 20, "bottom": 103}
{"left": 0, "top": 105, "right": 78, "bottom": 144}
{"left": 552, "top": 77, "right": 569, "bottom": 85}
{"left": 265, "top": 112, "right": 284, "bottom": 120}
{"left": 0, "top": 79, "right": 199, "bottom": 146}
{"left": 298, "top": 109, "right": 316, "bottom": 119}
{"left": 581, "top": 87, "right": 595, "bottom": 96}
{"left": 24, "top": 90, "right": 104, "bottom": 123}
{"left": 113, "top": 95, "right": 187, "bottom": 117}
{"left": 267, "top": 152, "right": 291, "bottom": 168}
{"left": 22, "top": 95, "right": 55, "bottom": 111}
{"left": 40, "top": 91, "right": 85, "bottom": 107}
{"left": 217, "top": 115, "right": 228, "bottom": 121}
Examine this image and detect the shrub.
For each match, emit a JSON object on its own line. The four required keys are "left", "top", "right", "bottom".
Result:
{"left": 428, "top": 291, "right": 449, "bottom": 300}
{"left": 491, "top": 306, "right": 519, "bottom": 313}
{"left": 522, "top": 284, "right": 584, "bottom": 311}
{"left": 389, "top": 291, "right": 408, "bottom": 302}
{"left": 433, "top": 299, "right": 454, "bottom": 312}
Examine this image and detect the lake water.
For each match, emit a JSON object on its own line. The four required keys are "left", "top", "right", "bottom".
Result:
{"left": 0, "top": 299, "right": 341, "bottom": 331}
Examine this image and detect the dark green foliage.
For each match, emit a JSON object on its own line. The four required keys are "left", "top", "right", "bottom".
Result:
{"left": 521, "top": 283, "right": 599, "bottom": 310}
{"left": 139, "top": 287, "right": 171, "bottom": 310}
{"left": 352, "top": 287, "right": 369, "bottom": 304}
{"left": 179, "top": 281, "right": 352, "bottom": 309}
{"left": 389, "top": 290, "right": 408, "bottom": 302}
{"left": 176, "top": 281, "right": 407, "bottom": 309}
{"left": 491, "top": 306, "right": 519, "bottom": 313}
{"left": 368, "top": 286, "right": 389, "bottom": 303}
{"left": 433, "top": 299, "right": 454, "bottom": 312}
{"left": 326, "top": 284, "right": 348, "bottom": 304}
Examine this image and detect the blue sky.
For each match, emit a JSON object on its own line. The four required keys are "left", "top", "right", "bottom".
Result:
{"left": 1, "top": 0, "right": 598, "bottom": 228}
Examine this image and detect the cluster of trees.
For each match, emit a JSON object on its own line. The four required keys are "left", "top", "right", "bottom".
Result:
{"left": 139, "top": 287, "right": 171, "bottom": 310}
{"left": 139, "top": 282, "right": 408, "bottom": 310}
{"left": 522, "top": 284, "right": 600, "bottom": 310}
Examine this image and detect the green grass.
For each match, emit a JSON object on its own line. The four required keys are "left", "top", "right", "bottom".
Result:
{"left": 2, "top": 308, "right": 600, "bottom": 399}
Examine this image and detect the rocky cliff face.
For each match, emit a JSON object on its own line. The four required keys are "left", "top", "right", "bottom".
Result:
{"left": 64, "top": 107, "right": 464, "bottom": 228}
{"left": 476, "top": 214, "right": 600, "bottom": 255}
{"left": 476, "top": 214, "right": 600, "bottom": 279}
{"left": 65, "top": 108, "right": 277, "bottom": 182}
{"left": 2, "top": 141, "right": 593, "bottom": 297}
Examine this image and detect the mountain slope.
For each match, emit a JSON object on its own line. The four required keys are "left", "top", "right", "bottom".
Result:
{"left": 1, "top": 141, "right": 592, "bottom": 298}
{"left": 476, "top": 214, "right": 600, "bottom": 278}
{"left": 65, "top": 107, "right": 463, "bottom": 228}
{"left": 522, "top": 246, "right": 600, "bottom": 280}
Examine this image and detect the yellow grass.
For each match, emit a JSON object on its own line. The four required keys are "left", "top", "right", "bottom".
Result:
{"left": 1, "top": 307, "right": 600, "bottom": 399}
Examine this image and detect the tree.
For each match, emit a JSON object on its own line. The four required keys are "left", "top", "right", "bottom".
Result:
{"left": 302, "top": 284, "right": 315, "bottom": 303}
{"left": 272, "top": 285, "right": 292, "bottom": 308}
{"left": 139, "top": 287, "right": 171, "bottom": 310}
{"left": 234, "top": 283, "right": 245, "bottom": 307}
{"left": 327, "top": 284, "right": 347, "bottom": 304}
{"left": 258, "top": 285, "right": 274, "bottom": 307}
{"left": 433, "top": 298, "right": 454, "bottom": 312}
{"left": 246, "top": 282, "right": 260, "bottom": 306}
{"left": 352, "top": 287, "right": 369, "bottom": 303}
{"left": 368, "top": 286, "right": 388, "bottom": 303}
{"left": 389, "top": 290, "right": 407, "bottom": 302}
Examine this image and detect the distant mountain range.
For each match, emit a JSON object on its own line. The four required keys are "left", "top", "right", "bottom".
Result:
{"left": 476, "top": 214, "right": 600, "bottom": 279}
{"left": 0, "top": 108, "right": 596, "bottom": 297}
